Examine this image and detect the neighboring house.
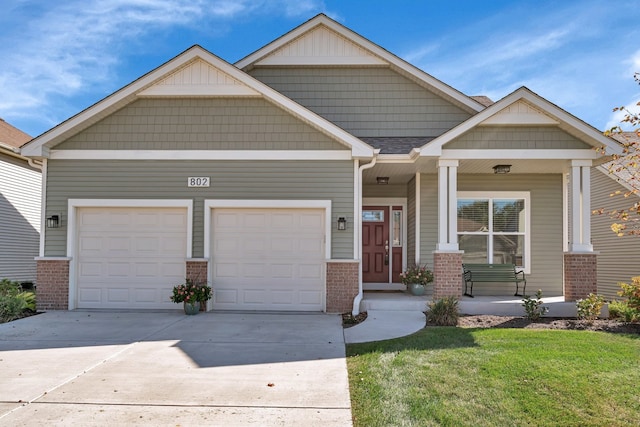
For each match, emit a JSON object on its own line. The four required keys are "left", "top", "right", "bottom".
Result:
{"left": 21, "top": 14, "right": 621, "bottom": 313}
{"left": 591, "top": 131, "right": 640, "bottom": 300}
{"left": 0, "top": 118, "right": 41, "bottom": 284}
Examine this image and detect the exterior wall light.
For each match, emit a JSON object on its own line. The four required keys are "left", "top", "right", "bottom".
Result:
{"left": 46, "top": 214, "right": 60, "bottom": 228}
{"left": 376, "top": 176, "right": 389, "bottom": 185}
{"left": 337, "top": 217, "right": 347, "bottom": 230}
{"left": 493, "top": 164, "right": 511, "bottom": 174}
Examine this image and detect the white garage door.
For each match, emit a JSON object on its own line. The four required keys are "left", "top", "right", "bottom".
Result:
{"left": 76, "top": 207, "right": 187, "bottom": 309}
{"left": 212, "top": 208, "right": 325, "bottom": 311}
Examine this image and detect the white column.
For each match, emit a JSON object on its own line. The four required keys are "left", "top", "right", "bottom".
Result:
{"left": 447, "top": 164, "right": 458, "bottom": 246}
{"left": 437, "top": 160, "right": 459, "bottom": 251}
{"left": 570, "top": 160, "right": 593, "bottom": 252}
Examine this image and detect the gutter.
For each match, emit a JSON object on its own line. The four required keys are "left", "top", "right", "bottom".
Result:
{"left": 0, "top": 141, "right": 43, "bottom": 170}
{"left": 352, "top": 149, "right": 380, "bottom": 315}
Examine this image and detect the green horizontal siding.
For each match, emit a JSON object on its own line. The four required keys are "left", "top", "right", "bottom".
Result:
{"left": 57, "top": 98, "right": 347, "bottom": 151}
{"left": 446, "top": 126, "right": 591, "bottom": 149}
{"left": 420, "top": 173, "right": 564, "bottom": 296}
{"left": 591, "top": 169, "right": 640, "bottom": 300}
{"left": 249, "top": 67, "right": 471, "bottom": 138}
{"left": 45, "top": 160, "right": 354, "bottom": 259}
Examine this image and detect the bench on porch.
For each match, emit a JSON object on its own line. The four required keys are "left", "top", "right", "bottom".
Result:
{"left": 462, "top": 263, "right": 526, "bottom": 297}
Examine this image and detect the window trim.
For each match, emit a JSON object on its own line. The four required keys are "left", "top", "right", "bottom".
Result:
{"left": 457, "top": 191, "right": 531, "bottom": 274}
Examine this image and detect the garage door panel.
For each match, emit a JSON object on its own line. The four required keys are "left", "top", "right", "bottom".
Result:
{"left": 76, "top": 207, "right": 187, "bottom": 309}
{"left": 212, "top": 208, "right": 325, "bottom": 312}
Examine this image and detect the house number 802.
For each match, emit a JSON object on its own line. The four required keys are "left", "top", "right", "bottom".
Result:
{"left": 187, "top": 177, "right": 210, "bottom": 187}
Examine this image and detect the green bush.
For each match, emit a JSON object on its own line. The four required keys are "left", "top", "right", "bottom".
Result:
{"left": 427, "top": 296, "right": 459, "bottom": 326}
{"left": 0, "top": 278, "right": 36, "bottom": 323}
{"left": 522, "top": 289, "right": 549, "bottom": 321}
{"left": 608, "top": 300, "right": 640, "bottom": 323}
{"left": 576, "top": 293, "right": 606, "bottom": 323}
{"left": 618, "top": 276, "right": 640, "bottom": 311}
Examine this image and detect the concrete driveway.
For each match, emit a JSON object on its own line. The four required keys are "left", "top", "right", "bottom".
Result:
{"left": 0, "top": 311, "right": 352, "bottom": 426}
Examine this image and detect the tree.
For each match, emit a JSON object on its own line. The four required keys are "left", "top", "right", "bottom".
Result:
{"left": 595, "top": 72, "right": 640, "bottom": 236}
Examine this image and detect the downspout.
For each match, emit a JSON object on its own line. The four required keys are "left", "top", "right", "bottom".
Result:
{"left": 352, "top": 149, "right": 380, "bottom": 315}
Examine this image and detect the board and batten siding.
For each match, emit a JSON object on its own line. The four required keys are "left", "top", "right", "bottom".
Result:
{"left": 56, "top": 98, "right": 347, "bottom": 151}
{"left": 0, "top": 155, "right": 41, "bottom": 283}
{"left": 248, "top": 67, "right": 471, "bottom": 138}
{"left": 445, "top": 126, "right": 591, "bottom": 150}
{"left": 44, "top": 160, "right": 354, "bottom": 259}
{"left": 591, "top": 169, "right": 640, "bottom": 300}
{"left": 419, "top": 173, "right": 564, "bottom": 296}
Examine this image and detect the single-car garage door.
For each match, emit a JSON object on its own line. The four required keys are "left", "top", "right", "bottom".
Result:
{"left": 212, "top": 208, "right": 325, "bottom": 311}
{"left": 76, "top": 207, "right": 187, "bottom": 309}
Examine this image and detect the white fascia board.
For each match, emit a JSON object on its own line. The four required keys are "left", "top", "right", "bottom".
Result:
{"left": 23, "top": 44, "right": 374, "bottom": 160}
{"left": 440, "top": 149, "right": 599, "bottom": 160}
{"left": 421, "top": 87, "right": 622, "bottom": 157}
{"left": 235, "top": 15, "right": 483, "bottom": 114}
{"left": 376, "top": 154, "right": 416, "bottom": 163}
{"left": 50, "top": 150, "right": 353, "bottom": 161}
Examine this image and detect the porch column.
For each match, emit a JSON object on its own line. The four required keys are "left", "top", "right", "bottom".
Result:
{"left": 570, "top": 160, "right": 593, "bottom": 252}
{"left": 565, "top": 160, "right": 597, "bottom": 300}
{"left": 437, "top": 160, "right": 459, "bottom": 251}
{"left": 434, "top": 160, "right": 463, "bottom": 298}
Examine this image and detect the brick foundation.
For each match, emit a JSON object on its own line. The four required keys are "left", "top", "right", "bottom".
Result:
{"left": 186, "top": 260, "right": 209, "bottom": 311}
{"left": 564, "top": 253, "right": 597, "bottom": 301}
{"left": 36, "top": 259, "right": 70, "bottom": 310}
{"left": 326, "top": 261, "right": 359, "bottom": 313}
{"left": 433, "top": 251, "right": 463, "bottom": 299}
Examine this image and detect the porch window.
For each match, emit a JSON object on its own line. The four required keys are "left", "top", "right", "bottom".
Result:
{"left": 457, "top": 192, "right": 530, "bottom": 273}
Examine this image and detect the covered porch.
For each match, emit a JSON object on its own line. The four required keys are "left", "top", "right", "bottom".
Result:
{"left": 359, "top": 290, "right": 577, "bottom": 317}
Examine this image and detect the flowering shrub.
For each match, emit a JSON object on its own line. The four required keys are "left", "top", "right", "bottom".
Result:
{"left": 170, "top": 280, "right": 212, "bottom": 303}
{"left": 576, "top": 293, "right": 606, "bottom": 323}
{"left": 400, "top": 265, "right": 434, "bottom": 286}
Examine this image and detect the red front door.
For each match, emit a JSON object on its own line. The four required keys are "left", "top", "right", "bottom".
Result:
{"left": 362, "top": 206, "right": 389, "bottom": 282}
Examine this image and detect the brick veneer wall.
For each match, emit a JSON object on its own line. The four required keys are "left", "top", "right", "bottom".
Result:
{"left": 36, "top": 259, "right": 70, "bottom": 310}
{"left": 326, "top": 261, "right": 359, "bottom": 313}
{"left": 186, "top": 260, "right": 209, "bottom": 311}
{"left": 433, "top": 252, "right": 463, "bottom": 299}
{"left": 564, "top": 253, "right": 597, "bottom": 301}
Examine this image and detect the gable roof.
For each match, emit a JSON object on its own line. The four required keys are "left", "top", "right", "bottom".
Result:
{"left": 21, "top": 45, "right": 374, "bottom": 159}
{"left": 236, "top": 14, "right": 485, "bottom": 115}
{"left": 421, "top": 86, "right": 623, "bottom": 157}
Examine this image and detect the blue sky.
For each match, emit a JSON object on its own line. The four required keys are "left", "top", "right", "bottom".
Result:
{"left": 1, "top": 0, "right": 639, "bottom": 138}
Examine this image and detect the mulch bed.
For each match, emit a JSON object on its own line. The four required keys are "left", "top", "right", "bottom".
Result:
{"left": 343, "top": 312, "right": 640, "bottom": 334}
{"left": 456, "top": 315, "right": 640, "bottom": 334}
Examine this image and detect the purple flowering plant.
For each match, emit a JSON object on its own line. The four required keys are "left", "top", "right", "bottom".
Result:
{"left": 170, "top": 279, "right": 212, "bottom": 303}
{"left": 399, "top": 264, "right": 434, "bottom": 286}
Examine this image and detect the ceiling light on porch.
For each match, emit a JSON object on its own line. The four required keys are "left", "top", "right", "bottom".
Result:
{"left": 492, "top": 164, "right": 511, "bottom": 174}
{"left": 376, "top": 176, "right": 389, "bottom": 185}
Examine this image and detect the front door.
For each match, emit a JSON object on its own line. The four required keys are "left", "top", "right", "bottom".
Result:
{"left": 362, "top": 206, "right": 389, "bottom": 282}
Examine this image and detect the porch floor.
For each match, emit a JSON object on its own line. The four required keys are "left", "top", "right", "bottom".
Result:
{"left": 360, "top": 291, "right": 577, "bottom": 317}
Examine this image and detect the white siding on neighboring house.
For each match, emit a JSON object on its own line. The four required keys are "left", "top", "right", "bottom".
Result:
{"left": 0, "top": 155, "right": 41, "bottom": 283}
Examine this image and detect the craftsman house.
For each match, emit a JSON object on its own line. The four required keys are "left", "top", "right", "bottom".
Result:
{"left": 21, "top": 14, "right": 621, "bottom": 313}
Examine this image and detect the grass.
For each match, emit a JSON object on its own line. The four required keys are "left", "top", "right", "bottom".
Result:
{"left": 347, "top": 327, "right": 640, "bottom": 427}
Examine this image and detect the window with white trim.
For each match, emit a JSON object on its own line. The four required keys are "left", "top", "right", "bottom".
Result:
{"left": 457, "top": 192, "right": 531, "bottom": 273}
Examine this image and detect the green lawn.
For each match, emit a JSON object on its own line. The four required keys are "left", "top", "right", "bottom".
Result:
{"left": 347, "top": 327, "right": 640, "bottom": 427}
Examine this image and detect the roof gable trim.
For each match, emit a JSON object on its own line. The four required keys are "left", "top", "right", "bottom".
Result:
{"left": 254, "top": 25, "right": 385, "bottom": 67}
{"left": 138, "top": 58, "right": 260, "bottom": 97}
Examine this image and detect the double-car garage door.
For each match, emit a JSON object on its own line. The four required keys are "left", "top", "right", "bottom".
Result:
{"left": 75, "top": 206, "right": 325, "bottom": 311}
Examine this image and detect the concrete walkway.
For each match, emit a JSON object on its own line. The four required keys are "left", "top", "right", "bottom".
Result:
{"left": 0, "top": 311, "right": 352, "bottom": 426}
{"left": 344, "top": 310, "right": 426, "bottom": 344}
